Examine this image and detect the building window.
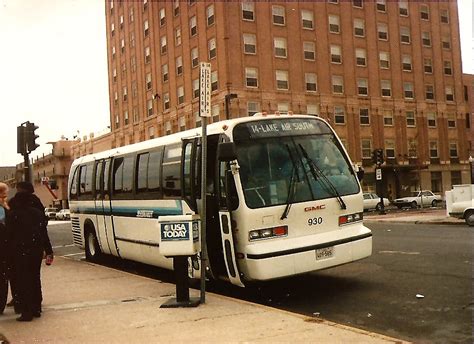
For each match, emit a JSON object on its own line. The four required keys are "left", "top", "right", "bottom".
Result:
{"left": 424, "top": 58, "right": 432, "bottom": 73}
{"left": 361, "top": 139, "right": 372, "bottom": 159}
{"left": 381, "top": 80, "right": 391, "bottom": 97}
{"left": 305, "top": 73, "right": 317, "bottom": 92}
{"left": 354, "top": 18, "right": 365, "bottom": 37}
{"left": 177, "top": 86, "right": 184, "bottom": 105}
{"left": 306, "top": 104, "right": 319, "bottom": 116}
{"left": 174, "top": 0, "right": 180, "bottom": 16}
{"left": 122, "top": 86, "right": 128, "bottom": 102}
{"left": 400, "top": 26, "right": 411, "bottom": 44}
{"left": 332, "top": 75, "right": 344, "bottom": 94}
{"left": 355, "top": 48, "right": 367, "bottom": 66}
{"left": 376, "top": 0, "right": 386, "bottom": 12}
{"left": 195, "top": 110, "right": 201, "bottom": 128}
{"left": 404, "top": 82, "right": 414, "bottom": 99}
{"left": 120, "top": 38, "right": 125, "bottom": 54}
{"left": 245, "top": 67, "right": 258, "bottom": 88}
{"left": 162, "top": 64, "right": 169, "bottom": 82}
{"left": 357, "top": 78, "right": 368, "bottom": 96}
{"left": 277, "top": 103, "right": 289, "bottom": 113}
{"left": 399, "top": 1, "right": 409, "bottom": 16}
{"left": 160, "top": 36, "right": 167, "bottom": 54}
{"left": 212, "top": 104, "right": 220, "bottom": 123}
{"left": 124, "top": 110, "right": 129, "bottom": 125}
{"left": 211, "top": 71, "right": 218, "bottom": 91}
{"left": 191, "top": 47, "right": 199, "bottom": 68}
{"left": 130, "top": 31, "right": 135, "bottom": 48}
{"left": 133, "top": 108, "right": 139, "bottom": 123}
{"left": 132, "top": 81, "right": 137, "bottom": 98}
{"left": 242, "top": 3, "right": 255, "bottom": 21}
{"left": 112, "top": 68, "right": 117, "bottom": 82}
{"left": 163, "top": 93, "right": 170, "bottom": 110}
{"left": 329, "top": 15, "right": 340, "bottom": 33}
{"left": 247, "top": 101, "right": 260, "bottom": 116}
{"left": 422, "top": 32, "right": 431, "bottom": 46}
{"left": 451, "top": 171, "right": 462, "bottom": 186}
{"left": 192, "top": 79, "right": 199, "bottom": 98}
{"left": 447, "top": 113, "right": 456, "bottom": 128}
{"left": 115, "top": 114, "right": 119, "bottom": 129}
{"left": 159, "top": 7, "right": 166, "bottom": 26}
{"left": 427, "top": 112, "right": 437, "bottom": 127}
{"left": 379, "top": 51, "right": 390, "bottom": 69}
{"left": 243, "top": 34, "right": 257, "bottom": 54}
{"left": 179, "top": 117, "right": 186, "bottom": 131}
{"left": 190, "top": 16, "right": 197, "bottom": 36}
{"left": 165, "top": 121, "right": 171, "bottom": 135}
{"left": 445, "top": 86, "right": 454, "bottom": 101}
{"left": 353, "top": 0, "right": 363, "bottom": 8}
{"left": 420, "top": 4, "right": 429, "bottom": 20}
{"left": 359, "top": 108, "right": 370, "bottom": 125}
{"left": 207, "top": 4, "right": 215, "bottom": 26}
{"left": 129, "top": 7, "right": 134, "bottom": 23}
{"left": 131, "top": 56, "right": 136, "bottom": 72}
{"left": 144, "top": 20, "right": 149, "bottom": 37}
{"left": 274, "top": 37, "right": 287, "bottom": 58}
{"left": 146, "top": 73, "right": 152, "bottom": 90}
{"left": 440, "top": 9, "right": 449, "bottom": 23}
{"left": 444, "top": 61, "right": 452, "bottom": 75}
{"left": 383, "top": 110, "right": 393, "bottom": 126}
{"left": 147, "top": 99, "right": 153, "bottom": 117}
{"left": 408, "top": 139, "right": 417, "bottom": 158}
{"left": 406, "top": 111, "right": 416, "bottom": 127}
{"left": 303, "top": 41, "right": 315, "bottom": 60}
{"left": 328, "top": 0, "right": 339, "bottom": 3}
{"left": 111, "top": 22, "right": 115, "bottom": 36}
{"left": 176, "top": 56, "right": 183, "bottom": 75}
{"left": 330, "top": 45, "right": 342, "bottom": 63}
{"left": 276, "top": 70, "right": 289, "bottom": 90}
{"left": 301, "top": 10, "right": 314, "bottom": 29}
{"left": 442, "top": 36, "right": 451, "bottom": 49}
{"left": 145, "top": 46, "right": 151, "bottom": 63}
{"left": 272, "top": 6, "right": 285, "bottom": 25}
{"left": 402, "top": 55, "right": 412, "bottom": 71}
{"left": 429, "top": 141, "right": 438, "bottom": 158}
{"left": 334, "top": 106, "right": 345, "bottom": 124}
{"left": 425, "top": 85, "right": 434, "bottom": 100}
{"left": 112, "top": 46, "right": 116, "bottom": 59}
{"left": 431, "top": 172, "right": 442, "bottom": 193}
{"left": 208, "top": 38, "right": 216, "bottom": 59}
{"left": 377, "top": 23, "right": 388, "bottom": 40}
{"left": 385, "top": 140, "right": 395, "bottom": 159}
{"left": 175, "top": 27, "right": 181, "bottom": 46}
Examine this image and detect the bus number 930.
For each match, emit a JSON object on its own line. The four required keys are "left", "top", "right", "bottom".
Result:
{"left": 308, "top": 217, "right": 323, "bottom": 226}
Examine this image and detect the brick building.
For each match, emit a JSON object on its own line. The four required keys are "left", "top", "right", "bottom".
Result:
{"left": 102, "top": 0, "right": 471, "bottom": 198}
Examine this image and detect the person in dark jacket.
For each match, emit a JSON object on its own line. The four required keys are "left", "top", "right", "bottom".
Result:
{"left": 0, "top": 182, "right": 10, "bottom": 315}
{"left": 7, "top": 181, "right": 53, "bottom": 321}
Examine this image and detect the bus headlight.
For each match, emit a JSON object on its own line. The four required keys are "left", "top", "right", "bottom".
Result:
{"left": 249, "top": 226, "right": 288, "bottom": 241}
{"left": 338, "top": 212, "right": 363, "bottom": 226}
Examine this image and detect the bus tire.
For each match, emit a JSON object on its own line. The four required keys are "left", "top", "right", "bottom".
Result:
{"left": 465, "top": 210, "right": 474, "bottom": 227}
{"left": 85, "top": 227, "right": 101, "bottom": 262}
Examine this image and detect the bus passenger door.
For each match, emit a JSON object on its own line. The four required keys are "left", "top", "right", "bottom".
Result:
{"left": 218, "top": 158, "right": 244, "bottom": 287}
{"left": 94, "top": 160, "right": 112, "bottom": 255}
{"left": 99, "top": 158, "right": 119, "bottom": 257}
{"left": 181, "top": 138, "right": 200, "bottom": 213}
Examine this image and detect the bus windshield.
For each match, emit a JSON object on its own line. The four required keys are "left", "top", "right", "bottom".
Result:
{"left": 234, "top": 123, "right": 359, "bottom": 209}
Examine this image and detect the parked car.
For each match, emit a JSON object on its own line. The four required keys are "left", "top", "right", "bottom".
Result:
{"left": 446, "top": 184, "right": 474, "bottom": 226}
{"left": 56, "top": 209, "right": 71, "bottom": 220}
{"left": 363, "top": 192, "right": 390, "bottom": 211}
{"left": 393, "top": 191, "right": 442, "bottom": 209}
{"left": 44, "top": 207, "right": 59, "bottom": 220}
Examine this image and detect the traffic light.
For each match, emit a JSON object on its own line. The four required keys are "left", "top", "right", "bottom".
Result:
{"left": 373, "top": 149, "right": 384, "bottom": 166}
{"left": 25, "top": 122, "right": 39, "bottom": 153}
{"left": 17, "top": 125, "right": 26, "bottom": 154}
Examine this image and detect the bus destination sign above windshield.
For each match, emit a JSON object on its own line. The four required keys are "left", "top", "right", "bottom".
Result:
{"left": 241, "top": 119, "right": 330, "bottom": 139}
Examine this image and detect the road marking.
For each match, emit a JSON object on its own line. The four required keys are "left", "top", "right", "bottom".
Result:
{"left": 52, "top": 244, "right": 75, "bottom": 249}
{"left": 62, "top": 252, "right": 85, "bottom": 257}
{"left": 378, "top": 250, "right": 420, "bottom": 255}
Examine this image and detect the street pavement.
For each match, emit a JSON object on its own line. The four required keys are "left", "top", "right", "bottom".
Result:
{"left": 364, "top": 208, "right": 466, "bottom": 225}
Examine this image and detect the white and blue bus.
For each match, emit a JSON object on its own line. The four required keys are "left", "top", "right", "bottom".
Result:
{"left": 68, "top": 114, "right": 372, "bottom": 287}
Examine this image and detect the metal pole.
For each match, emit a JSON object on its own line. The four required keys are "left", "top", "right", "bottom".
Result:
{"left": 225, "top": 95, "right": 230, "bottom": 120}
{"left": 200, "top": 116, "right": 207, "bottom": 304}
{"left": 23, "top": 152, "right": 30, "bottom": 183}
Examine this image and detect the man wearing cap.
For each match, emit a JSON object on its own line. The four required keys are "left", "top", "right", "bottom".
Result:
{"left": 7, "top": 181, "right": 53, "bottom": 321}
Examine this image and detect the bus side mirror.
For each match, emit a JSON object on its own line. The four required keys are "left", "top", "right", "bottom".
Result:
{"left": 217, "top": 142, "right": 237, "bottom": 161}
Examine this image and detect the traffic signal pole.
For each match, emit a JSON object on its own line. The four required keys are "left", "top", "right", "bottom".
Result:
{"left": 17, "top": 121, "right": 39, "bottom": 183}
{"left": 372, "top": 149, "right": 386, "bottom": 215}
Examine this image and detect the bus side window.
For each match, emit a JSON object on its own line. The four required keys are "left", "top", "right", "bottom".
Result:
{"left": 136, "top": 153, "right": 149, "bottom": 192}
{"left": 163, "top": 144, "right": 182, "bottom": 198}
{"left": 69, "top": 166, "right": 79, "bottom": 200}
{"left": 94, "top": 160, "right": 103, "bottom": 200}
{"left": 113, "top": 158, "right": 124, "bottom": 194}
{"left": 148, "top": 149, "right": 163, "bottom": 194}
{"left": 122, "top": 156, "right": 134, "bottom": 193}
{"left": 104, "top": 159, "right": 110, "bottom": 199}
{"left": 79, "top": 165, "right": 87, "bottom": 195}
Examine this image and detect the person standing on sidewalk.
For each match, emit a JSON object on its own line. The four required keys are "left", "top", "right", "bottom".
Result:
{"left": 0, "top": 182, "right": 10, "bottom": 315}
{"left": 7, "top": 181, "right": 53, "bottom": 321}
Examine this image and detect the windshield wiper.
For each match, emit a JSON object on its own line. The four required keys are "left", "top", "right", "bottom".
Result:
{"left": 281, "top": 144, "right": 300, "bottom": 220}
{"left": 298, "top": 144, "right": 346, "bottom": 210}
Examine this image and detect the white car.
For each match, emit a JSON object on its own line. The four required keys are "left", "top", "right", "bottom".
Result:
{"left": 363, "top": 192, "right": 390, "bottom": 211}
{"left": 393, "top": 191, "right": 442, "bottom": 209}
{"left": 44, "top": 207, "right": 58, "bottom": 220}
{"left": 56, "top": 209, "right": 71, "bottom": 220}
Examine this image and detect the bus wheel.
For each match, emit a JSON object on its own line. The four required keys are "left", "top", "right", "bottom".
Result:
{"left": 465, "top": 211, "right": 474, "bottom": 227}
{"left": 85, "top": 228, "right": 101, "bottom": 262}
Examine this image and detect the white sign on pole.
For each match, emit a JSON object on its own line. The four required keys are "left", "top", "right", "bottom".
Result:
{"left": 376, "top": 168, "right": 382, "bottom": 181}
{"left": 199, "top": 62, "right": 211, "bottom": 118}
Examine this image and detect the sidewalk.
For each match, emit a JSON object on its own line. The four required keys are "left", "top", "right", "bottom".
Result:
{"left": 364, "top": 208, "right": 465, "bottom": 225}
{"left": 0, "top": 257, "right": 405, "bottom": 343}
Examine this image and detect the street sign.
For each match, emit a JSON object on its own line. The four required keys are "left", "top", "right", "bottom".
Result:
{"left": 199, "top": 62, "right": 211, "bottom": 118}
{"left": 376, "top": 168, "right": 382, "bottom": 181}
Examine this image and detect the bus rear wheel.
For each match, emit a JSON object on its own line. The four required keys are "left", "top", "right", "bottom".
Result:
{"left": 85, "top": 228, "right": 101, "bottom": 262}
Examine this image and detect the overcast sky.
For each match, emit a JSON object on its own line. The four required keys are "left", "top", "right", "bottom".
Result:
{"left": 0, "top": 0, "right": 473, "bottom": 167}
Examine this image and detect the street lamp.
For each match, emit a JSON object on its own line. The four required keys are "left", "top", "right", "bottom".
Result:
{"left": 225, "top": 93, "right": 238, "bottom": 120}
{"left": 469, "top": 156, "right": 474, "bottom": 184}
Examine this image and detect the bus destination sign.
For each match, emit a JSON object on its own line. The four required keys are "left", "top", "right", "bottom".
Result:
{"left": 241, "top": 119, "right": 330, "bottom": 139}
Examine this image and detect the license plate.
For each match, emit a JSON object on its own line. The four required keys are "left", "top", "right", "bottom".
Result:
{"left": 315, "top": 247, "right": 334, "bottom": 260}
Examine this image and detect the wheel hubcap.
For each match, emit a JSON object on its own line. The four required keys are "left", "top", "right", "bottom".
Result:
{"left": 88, "top": 233, "right": 96, "bottom": 256}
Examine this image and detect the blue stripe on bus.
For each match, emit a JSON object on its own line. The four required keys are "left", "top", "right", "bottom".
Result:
{"left": 71, "top": 202, "right": 183, "bottom": 218}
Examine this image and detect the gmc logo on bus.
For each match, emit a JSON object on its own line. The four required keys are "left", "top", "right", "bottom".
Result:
{"left": 304, "top": 205, "right": 326, "bottom": 212}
